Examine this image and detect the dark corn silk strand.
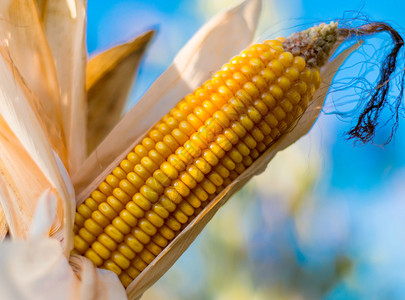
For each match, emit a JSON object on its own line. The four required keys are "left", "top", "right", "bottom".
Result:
{"left": 73, "top": 29, "right": 327, "bottom": 287}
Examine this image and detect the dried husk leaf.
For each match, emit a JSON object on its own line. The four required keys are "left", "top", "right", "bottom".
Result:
{"left": 86, "top": 30, "right": 155, "bottom": 153}
{"left": 69, "top": 255, "right": 127, "bottom": 300}
{"left": 73, "top": 0, "right": 262, "bottom": 203}
{"left": 0, "top": 0, "right": 66, "bottom": 164}
{"left": 28, "top": 188, "right": 57, "bottom": 239}
{"left": 0, "top": 188, "right": 126, "bottom": 300}
{"left": 0, "top": 44, "right": 75, "bottom": 254}
{"left": 0, "top": 238, "right": 82, "bottom": 299}
{"left": 0, "top": 238, "right": 127, "bottom": 299}
{"left": 0, "top": 204, "right": 7, "bottom": 241}
{"left": 35, "top": 0, "right": 46, "bottom": 18}
{"left": 40, "top": 0, "right": 87, "bottom": 174}
{"left": 0, "top": 116, "right": 57, "bottom": 238}
{"left": 126, "top": 41, "right": 362, "bottom": 300}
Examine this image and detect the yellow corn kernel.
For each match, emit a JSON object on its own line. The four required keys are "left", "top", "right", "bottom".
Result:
{"left": 126, "top": 202, "right": 144, "bottom": 219}
{"left": 173, "top": 210, "right": 188, "bottom": 224}
{"left": 119, "top": 272, "right": 133, "bottom": 288}
{"left": 166, "top": 216, "right": 182, "bottom": 231}
{"left": 77, "top": 204, "right": 92, "bottom": 219}
{"left": 119, "top": 209, "right": 137, "bottom": 227}
{"left": 84, "top": 219, "right": 103, "bottom": 236}
{"left": 117, "top": 243, "right": 136, "bottom": 260}
{"left": 91, "top": 190, "right": 107, "bottom": 204}
{"left": 111, "top": 251, "right": 130, "bottom": 269}
{"left": 113, "top": 188, "right": 131, "bottom": 204}
{"left": 152, "top": 203, "right": 170, "bottom": 219}
{"left": 112, "top": 216, "right": 131, "bottom": 234}
{"left": 126, "top": 266, "right": 141, "bottom": 279}
{"left": 133, "top": 193, "right": 152, "bottom": 211}
{"left": 214, "top": 163, "right": 230, "bottom": 179}
{"left": 98, "top": 233, "right": 117, "bottom": 251}
{"left": 106, "top": 174, "right": 119, "bottom": 188}
{"left": 164, "top": 187, "right": 182, "bottom": 204}
{"left": 200, "top": 178, "right": 216, "bottom": 194}
{"left": 179, "top": 201, "right": 195, "bottom": 216}
{"left": 142, "top": 137, "right": 156, "bottom": 151}
{"left": 140, "top": 185, "right": 159, "bottom": 203}
{"left": 193, "top": 186, "right": 209, "bottom": 202}
{"left": 85, "top": 249, "right": 103, "bottom": 267}
{"left": 160, "top": 196, "right": 177, "bottom": 212}
{"left": 159, "top": 225, "right": 175, "bottom": 241}
{"left": 140, "top": 249, "right": 155, "bottom": 264}
{"left": 92, "top": 241, "right": 111, "bottom": 260}
{"left": 78, "top": 228, "right": 96, "bottom": 244}
{"left": 132, "top": 227, "right": 150, "bottom": 245}
{"left": 145, "top": 211, "right": 164, "bottom": 228}
{"left": 152, "top": 233, "right": 169, "bottom": 248}
{"left": 134, "top": 164, "right": 151, "bottom": 181}
{"left": 74, "top": 235, "right": 89, "bottom": 254}
{"left": 104, "top": 259, "right": 122, "bottom": 275}
{"left": 105, "top": 224, "right": 124, "bottom": 243}
{"left": 85, "top": 198, "right": 99, "bottom": 211}
{"left": 133, "top": 257, "right": 147, "bottom": 272}
{"left": 91, "top": 210, "right": 110, "bottom": 228}
{"left": 125, "top": 235, "right": 144, "bottom": 253}
{"left": 194, "top": 158, "right": 212, "bottom": 174}
{"left": 167, "top": 155, "right": 186, "bottom": 172}
{"left": 106, "top": 196, "right": 124, "bottom": 212}
{"left": 138, "top": 219, "right": 157, "bottom": 236}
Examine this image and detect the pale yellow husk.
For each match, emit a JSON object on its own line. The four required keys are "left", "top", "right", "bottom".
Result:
{"left": 40, "top": 0, "right": 88, "bottom": 174}
{"left": 0, "top": 0, "right": 66, "bottom": 165}
{"left": 0, "top": 189, "right": 127, "bottom": 299}
{"left": 0, "top": 41, "right": 74, "bottom": 247}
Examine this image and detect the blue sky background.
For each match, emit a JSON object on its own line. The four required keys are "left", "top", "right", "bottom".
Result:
{"left": 87, "top": 1, "right": 405, "bottom": 299}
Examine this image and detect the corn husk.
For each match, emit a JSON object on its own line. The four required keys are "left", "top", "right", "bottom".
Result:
{"left": 0, "top": 116, "right": 52, "bottom": 238}
{"left": 0, "top": 189, "right": 127, "bottom": 300}
{"left": 0, "top": 1, "right": 87, "bottom": 249}
{"left": 40, "top": 0, "right": 87, "bottom": 174}
{"left": 0, "top": 42, "right": 75, "bottom": 251}
{"left": 0, "top": 204, "right": 7, "bottom": 240}
{"left": 86, "top": 30, "right": 155, "bottom": 153}
{"left": 0, "top": 0, "right": 86, "bottom": 249}
{"left": 0, "top": 0, "right": 66, "bottom": 165}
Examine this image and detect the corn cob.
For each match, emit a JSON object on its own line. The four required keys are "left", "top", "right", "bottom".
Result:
{"left": 72, "top": 23, "right": 333, "bottom": 287}
{"left": 72, "top": 21, "right": 404, "bottom": 288}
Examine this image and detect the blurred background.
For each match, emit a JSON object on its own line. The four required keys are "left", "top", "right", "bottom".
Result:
{"left": 87, "top": 0, "right": 405, "bottom": 299}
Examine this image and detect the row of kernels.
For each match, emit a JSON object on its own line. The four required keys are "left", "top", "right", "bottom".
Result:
{"left": 106, "top": 119, "right": 270, "bottom": 278}
{"left": 75, "top": 82, "right": 217, "bottom": 236}
{"left": 75, "top": 98, "right": 221, "bottom": 249}
{"left": 116, "top": 114, "right": 274, "bottom": 283}
{"left": 126, "top": 105, "right": 275, "bottom": 244}
{"left": 118, "top": 184, "right": 227, "bottom": 287}
{"left": 75, "top": 118, "right": 186, "bottom": 236}
{"left": 77, "top": 87, "right": 244, "bottom": 258}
